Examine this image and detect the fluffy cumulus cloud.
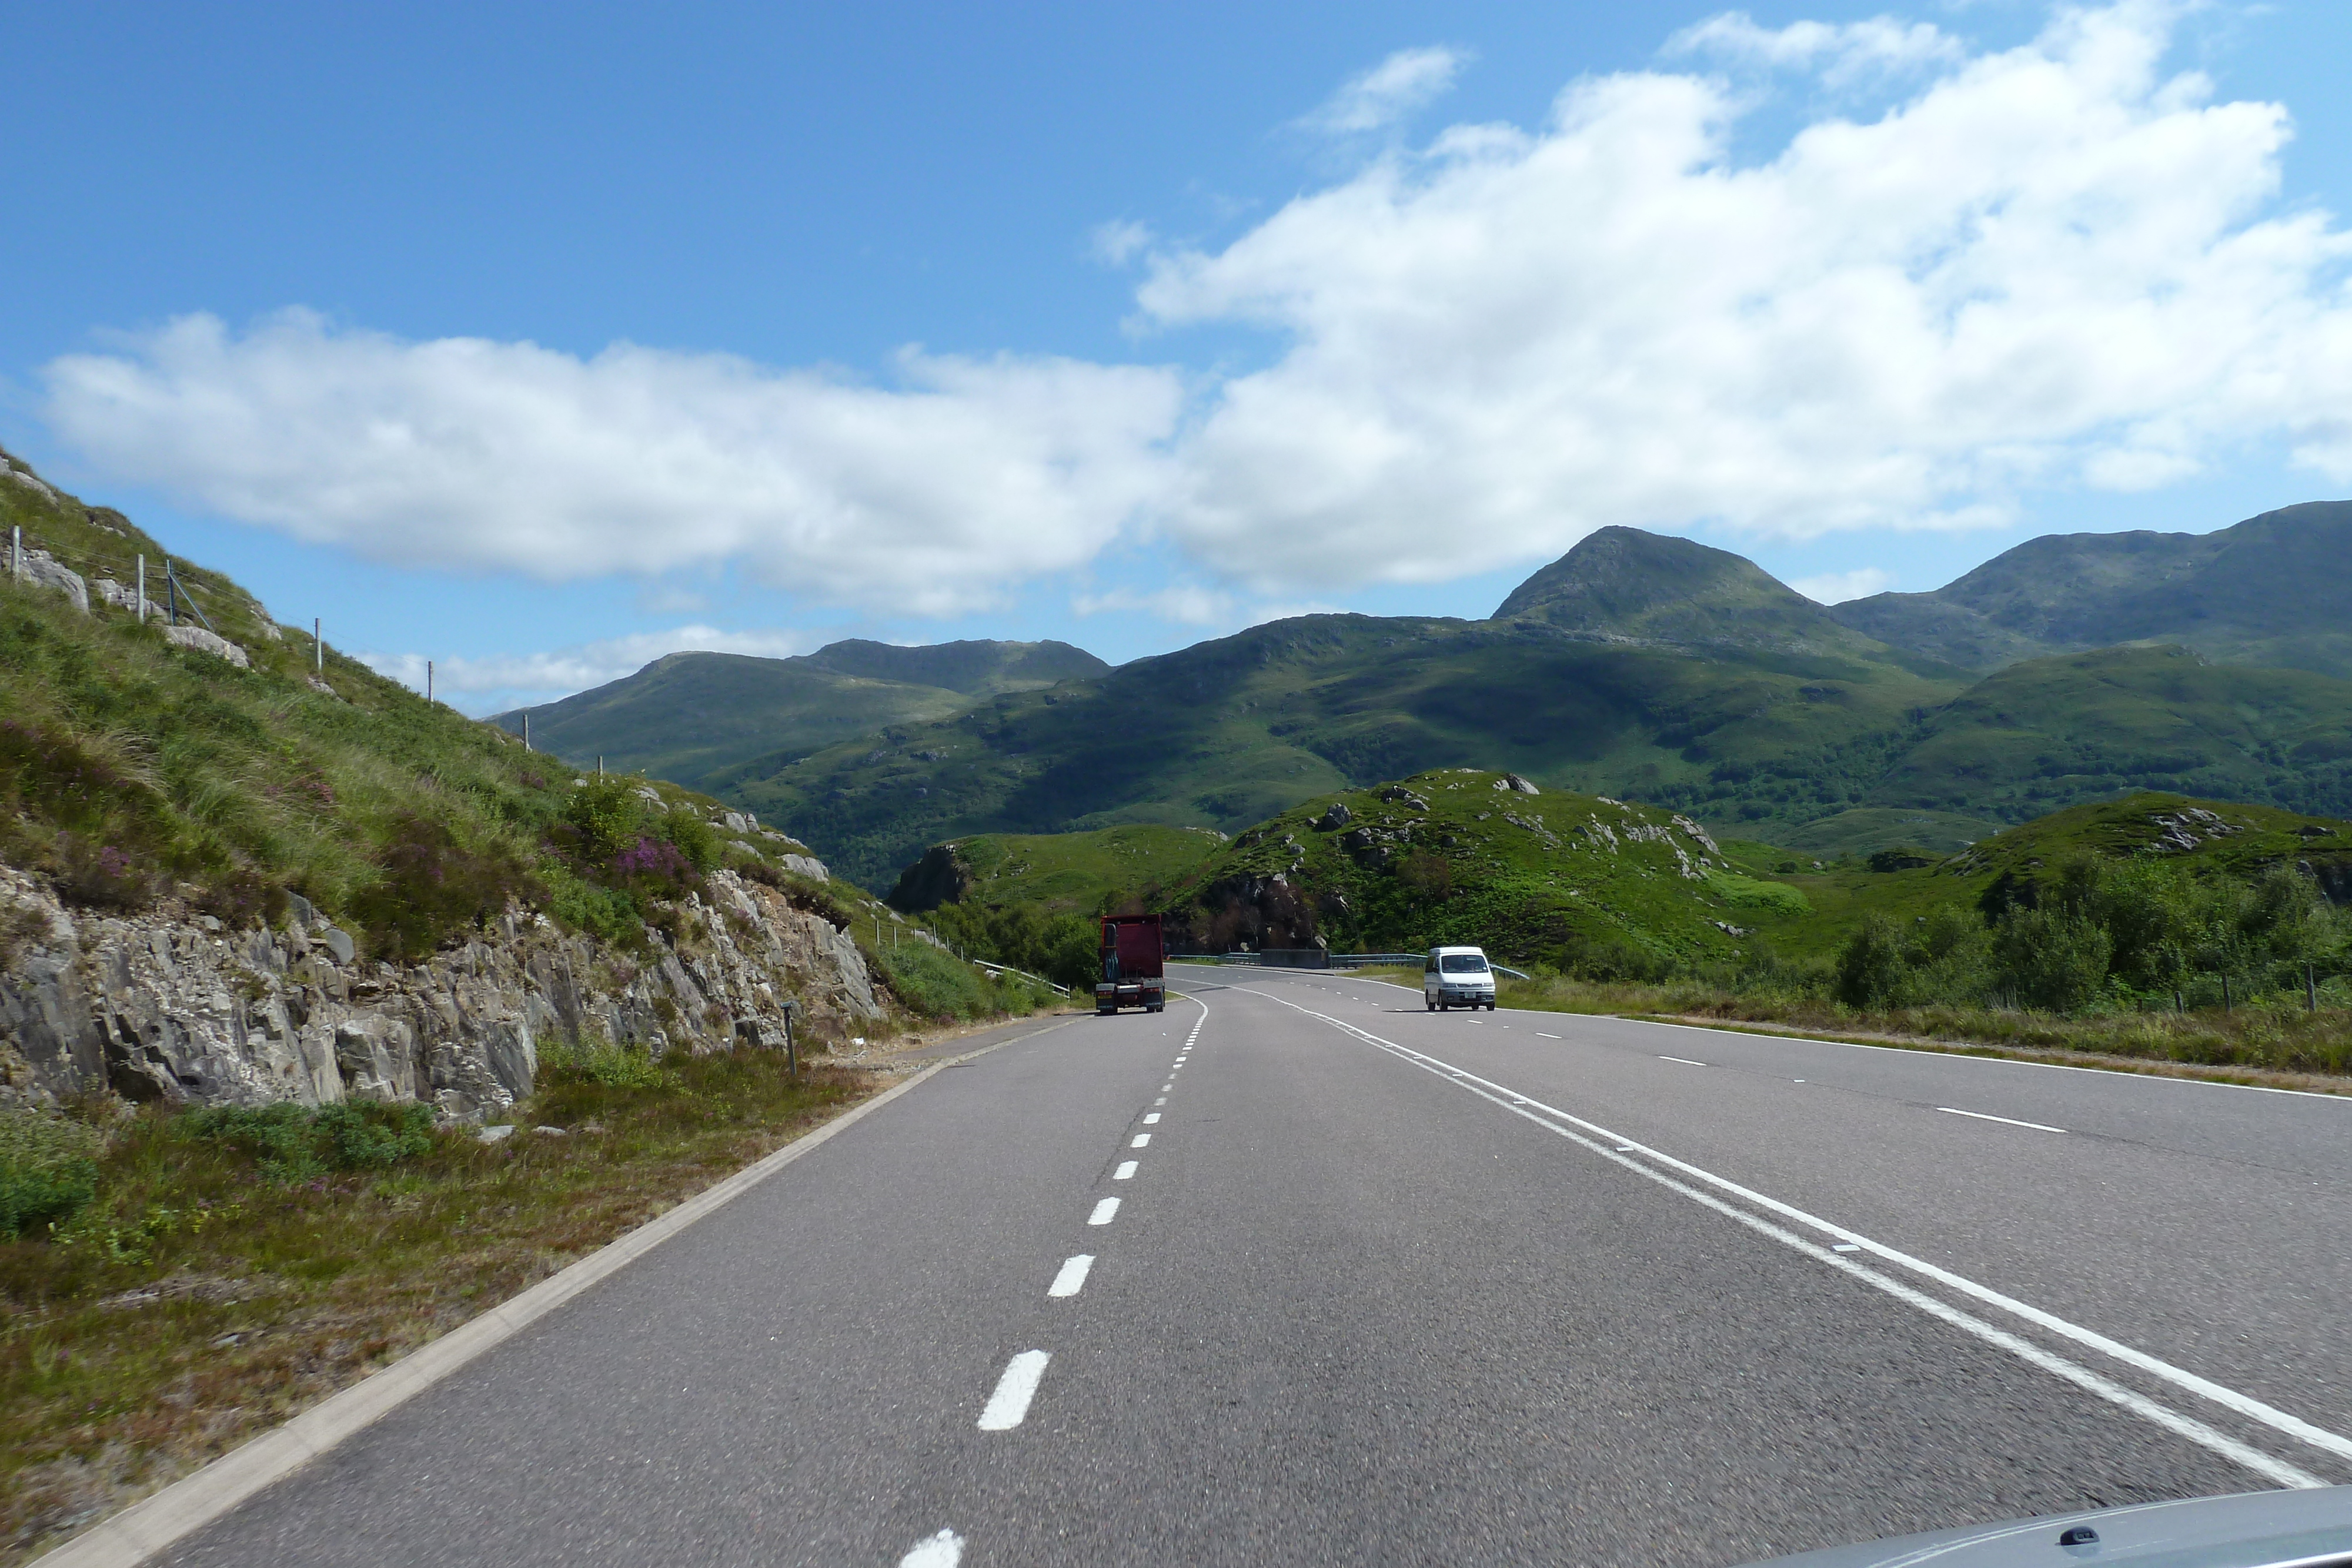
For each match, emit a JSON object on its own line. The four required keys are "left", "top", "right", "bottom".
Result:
{"left": 45, "top": 313, "right": 1180, "bottom": 616}
{"left": 1141, "top": 1, "right": 2352, "bottom": 588}
{"left": 39, "top": 4, "right": 2352, "bottom": 616}
{"left": 361, "top": 625, "right": 807, "bottom": 706}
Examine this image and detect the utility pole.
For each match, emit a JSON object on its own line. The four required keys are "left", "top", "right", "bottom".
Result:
{"left": 9, "top": 525, "right": 18, "bottom": 583}
{"left": 522, "top": 713, "right": 530, "bottom": 750}
{"left": 427, "top": 660, "right": 434, "bottom": 703}
{"left": 136, "top": 554, "right": 146, "bottom": 623}
{"left": 314, "top": 617, "right": 323, "bottom": 674}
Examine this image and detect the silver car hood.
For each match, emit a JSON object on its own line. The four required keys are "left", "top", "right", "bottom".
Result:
{"left": 1739, "top": 1488, "right": 2352, "bottom": 1568}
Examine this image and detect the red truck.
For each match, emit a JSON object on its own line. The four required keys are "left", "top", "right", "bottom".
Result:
{"left": 1096, "top": 914, "right": 1165, "bottom": 1015}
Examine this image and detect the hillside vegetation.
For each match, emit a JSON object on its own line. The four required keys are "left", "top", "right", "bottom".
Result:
{"left": 657, "top": 522, "right": 2352, "bottom": 891}
{"left": 0, "top": 450, "right": 1044, "bottom": 1025}
{"left": 492, "top": 638, "right": 1107, "bottom": 792}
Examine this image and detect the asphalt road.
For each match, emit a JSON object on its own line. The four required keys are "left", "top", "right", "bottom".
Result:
{"left": 153, "top": 966, "right": 2352, "bottom": 1567}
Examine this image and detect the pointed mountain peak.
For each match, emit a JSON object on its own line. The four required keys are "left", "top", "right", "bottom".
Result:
{"left": 1491, "top": 527, "right": 1880, "bottom": 658}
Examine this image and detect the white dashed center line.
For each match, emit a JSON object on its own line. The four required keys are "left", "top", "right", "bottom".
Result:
{"left": 977, "top": 1350, "right": 1051, "bottom": 1430}
{"left": 1088, "top": 1197, "right": 1120, "bottom": 1224}
{"left": 1535, "top": 1032, "right": 1561, "bottom": 1039}
{"left": 899, "top": 1528, "right": 964, "bottom": 1567}
{"left": 1940, "top": 1106, "right": 2066, "bottom": 1134}
{"left": 1131, "top": 1133, "right": 1151, "bottom": 1148}
{"left": 1114, "top": 1160, "right": 1138, "bottom": 1179}
{"left": 1154, "top": 1096, "right": 1167, "bottom": 1105}
{"left": 1659, "top": 1055, "right": 1707, "bottom": 1066}
{"left": 1048, "top": 1255, "right": 1095, "bottom": 1297}
{"left": 1142, "top": 1112, "right": 1161, "bottom": 1124}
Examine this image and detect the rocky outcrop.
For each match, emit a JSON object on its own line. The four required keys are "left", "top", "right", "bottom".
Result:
{"left": 12, "top": 549, "right": 88, "bottom": 613}
{"left": 162, "top": 624, "right": 251, "bottom": 668}
{"left": 0, "top": 865, "right": 880, "bottom": 1120}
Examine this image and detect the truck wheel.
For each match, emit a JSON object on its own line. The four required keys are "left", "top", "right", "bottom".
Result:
{"left": 1425, "top": 998, "right": 1434, "bottom": 1011}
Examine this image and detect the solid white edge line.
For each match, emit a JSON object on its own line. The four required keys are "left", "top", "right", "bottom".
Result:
{"left": 1047, "top": 1255, "right": 1095, "bottom": 1298}
{"left": 977, "top": 1350, "right": 1051, "bottom": 1430}
{"left": 1940, "top": 1106, "right": 2067, "bottom": 1134}
{"left": 1234, "top": 984, "right": 2352, "bottom": 1479}
{"left": 1088, "top": 1197, "right": 1121, "bottom": 1223}
{"left": 32, "top": 1017, "right": 1083, "bottom": 1568}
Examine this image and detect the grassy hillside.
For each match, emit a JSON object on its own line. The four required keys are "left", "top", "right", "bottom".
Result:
{"left": 1866, "top": 646, "right": 2352, "bottom": 824}
{"left": 492, "top": 638, "right": 1107, "bottom": 793}
{"left": 1157, "top": 770, "right": 1785, "bottom": 971}
{"left": 0, "top": 449, "right": 1055, "bottom": 1035}
{"left": 720, "top": 610, "right": 1965, "bottom": 888}
{"left": 886, "top": 823, "right": 1224, "bottom": 915}
{"left": 1828, "top": 500, "right": 2352, "bottom": 678}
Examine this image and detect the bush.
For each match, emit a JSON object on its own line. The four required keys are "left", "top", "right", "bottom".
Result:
{"left": 176, "top": 1100, "right": 437, "bottom": 1185}
{"left": 539, "top": 1037, "right": 684, "bottom": 1091}
{"left": 0, "top": 1108, "right": 102, "bottom": 1238}
{"left": 349, "top": 812, "right": 536, "bottom": 960}
{"left": 1836, "top": 915, "right": 1910, "bottom": 1009}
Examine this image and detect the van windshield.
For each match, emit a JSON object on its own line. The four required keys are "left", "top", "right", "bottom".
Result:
{"left": 1440, "top": 954, "right": 1489, "bottom": 974}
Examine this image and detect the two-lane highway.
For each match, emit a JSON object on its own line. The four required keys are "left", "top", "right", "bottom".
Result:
{"left": 144, "top": 968, "right": 2351, "bottom": 1567}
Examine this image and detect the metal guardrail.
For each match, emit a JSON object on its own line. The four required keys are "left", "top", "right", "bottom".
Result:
{"left": 1171, "top": 951, "right": 1531, "bottom": 979}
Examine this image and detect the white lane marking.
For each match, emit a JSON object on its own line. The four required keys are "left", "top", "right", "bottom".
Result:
{"left": 1659, "top": 1055, "right": 1707, "bottom": 1066}
{"left": 1154, "top": 1096, "right": 1167, "bottom": 1105}
{"left": 1941, "top": 1106, "right": 2066, "bottom": 1134}
{"left": 1237, "top": 985, "right": 2352, "bottom": 1483}
{"left": 1088, "top": 1197, "right": 1120, "bottom": 1224}
{"left": 977, "top": 1350, "right": 1051, "bottom": 1430}
{"left": 1162, "top": 1084, "right": 1174, "bottom": 1092}
{"left": 1143, "top": 1112, "right": 1161, "bottom": 1124}
{"left": 1114, "top": 1161, "right": 1138, "bottom": 1180}
{"left": 1131, "top": 1133, "right": 1151, "bottom": 1148}
{"left": 1834, "top": 1244, "right": 1860, "bottom": 1253}
{"left": 1048, "top": 1255, "right": 1095, "bottom": 1298}
{"left": 1536, "top": 1032, "right": 1561, "bottom": 1039}
{"left": 900, "top": 1529, "right": 965, "bottom": 1567}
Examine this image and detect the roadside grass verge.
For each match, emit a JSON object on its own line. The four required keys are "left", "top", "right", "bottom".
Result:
{"left": 1241, "top": 964, "right": 2352, "bottom": 1091}
{"left": 1489, "top": 972, "right": 2352, "bottom": 1085}
{"left": 0, "top": 1049, "right": 879, "bottom": 1564}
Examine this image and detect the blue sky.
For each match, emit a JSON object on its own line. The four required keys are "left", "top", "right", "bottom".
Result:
{"left": 5, "top": 1, "right": 2352, "bottom": 713}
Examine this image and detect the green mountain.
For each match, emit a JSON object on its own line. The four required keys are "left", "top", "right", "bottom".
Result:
{"left": 886, "top": 823, "right": 1226, "bottom": 915}
{"left": 716, "top": 538, "right": 1969, "bottom": 888}
{"left": 1866, "top": 645, "right": 2352, "bottom": 823}
{"left": 492, "top": 637, "right": 1107, "bottom": 792}
{"left": 1496, "top": 525, "right": 1926, "bottom": 665}
{"left": 1826, "top": 501, "right": 2352, "bottom": 677}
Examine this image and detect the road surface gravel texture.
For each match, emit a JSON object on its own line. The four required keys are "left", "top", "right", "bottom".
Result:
{"left": 151, "top": 965, "right": 2352, "bottom": 1567}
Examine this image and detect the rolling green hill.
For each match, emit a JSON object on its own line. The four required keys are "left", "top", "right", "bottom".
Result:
{"left": 491, "top": 638, "right": 1107, "bottom": 792}
{"left": 1827, "top": 500, "right": 2352, "bottom": 678}
{"left": 886, "top": 823, "right": 1225, "bottom": 915}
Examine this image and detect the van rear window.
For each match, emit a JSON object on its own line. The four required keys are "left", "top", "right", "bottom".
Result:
{"left": 1441, "top": 954, "right": 1489, "bottom": 974}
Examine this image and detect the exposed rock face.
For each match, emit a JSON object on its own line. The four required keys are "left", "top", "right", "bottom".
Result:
{"left": 0, "top": 866, "right": 880, "bottom": 1119}
{"left": 162, "top": 624, "right": 251, "bottom": 668}
{"left": 13, "top": 549, "right": 88, "bottom": 613}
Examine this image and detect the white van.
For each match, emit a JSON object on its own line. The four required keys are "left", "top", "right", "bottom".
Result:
{"left": 1424, "top": 946, "right": 1497, "bottom": 1011}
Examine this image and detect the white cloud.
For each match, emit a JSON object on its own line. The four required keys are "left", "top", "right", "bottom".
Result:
{"left": 1090, "top": 219, "right": 1155, "bottom": 265}
{"left": 360, "top": 624, "right": 807, "bottom": 703}
{"left": 1666, "top": 12, "right": 1964, "bottom": 86}
{"left": 39, "top": 5, "right": 2352, "bottom": 618}
{"left": 1789, "top": 567, "right": 1895, "bottom": 604}
{"left": 1299, "top": 46, "right": 1471, "bottom": 136}
{"left": 1071, "top": 583, "right": 1341, "bottom": 630}
{"left": 44, "top": 312, "right": 1181, "bottom": 617}
{"left": 1140, "top": 1, "right": 2352, "bottom": 589}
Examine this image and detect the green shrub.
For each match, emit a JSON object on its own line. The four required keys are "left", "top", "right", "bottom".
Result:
{"left": 176, "top": 1100, "right": 437, "bottom": 1185}
{"left": 348, "top": 812, "right": 536, "bottom": 960}
{"left": 542, "top": 862, "right": 642, "bottom": 944}
{"left": 0, "top": 1108, "right": 102, "bottom": 1238}
{"left": 538, "top": 1037, "right": 683, "bottom": 1091}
